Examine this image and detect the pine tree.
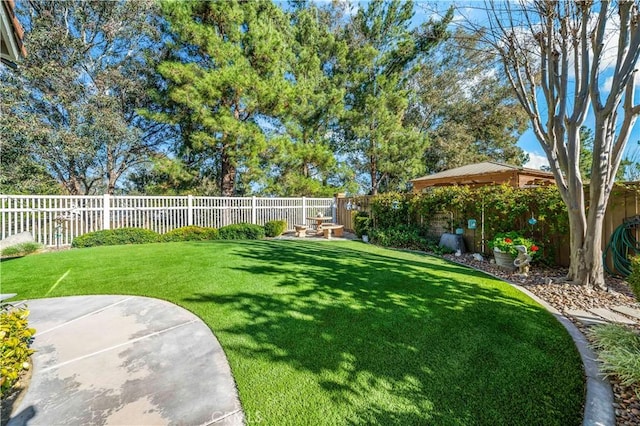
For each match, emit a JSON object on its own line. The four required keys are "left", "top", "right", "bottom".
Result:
{"left": 340, "top": 0, "right": 451, "bottom": 194}
{"left": 153, "top": 0, "right": 292, "bottom": 196}
{"left": 257, "top": 2, "right": 349, "bottom": 196}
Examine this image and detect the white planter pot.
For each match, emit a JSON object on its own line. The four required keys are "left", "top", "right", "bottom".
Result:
{"left": 493, "top": 248, "right": 516, "bottom": 271}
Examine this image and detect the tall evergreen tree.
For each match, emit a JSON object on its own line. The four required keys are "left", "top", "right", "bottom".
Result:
{"left": 339, "top": 0, "right": 451, "bottom": 194}
{"left": 257, "top": 2, "right": 348, "bottom": 196}
{"left": 152, "top": 0, "right": 292, "bottom": 196}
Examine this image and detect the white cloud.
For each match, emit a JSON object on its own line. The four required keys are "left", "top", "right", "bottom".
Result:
{"left": 524, "top": 152, "right": 549, "bottom": 170}
{"left": 603, "top": 75, "right": 614, "bottom": 93}
{"left": 600, "top": 71, "right": 640, "bottom": 95}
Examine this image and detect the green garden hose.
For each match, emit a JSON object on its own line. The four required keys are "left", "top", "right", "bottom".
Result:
{"left": 603, "top": 217, "right": 640, "bottom": 277}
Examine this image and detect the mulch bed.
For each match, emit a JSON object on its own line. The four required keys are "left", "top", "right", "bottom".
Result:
{"left": 443, "top": 252, "right": 640, "bottom": 426}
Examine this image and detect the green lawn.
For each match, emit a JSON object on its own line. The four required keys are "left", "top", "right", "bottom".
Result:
{"left": 1, "top": 240, "right": 584, "bottom": 425}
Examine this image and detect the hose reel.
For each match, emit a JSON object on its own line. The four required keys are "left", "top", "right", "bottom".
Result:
{"left": 603, "top": 215, "right": 640, "bottom": 277}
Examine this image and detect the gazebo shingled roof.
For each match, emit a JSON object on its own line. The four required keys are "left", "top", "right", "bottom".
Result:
{"left": 410, "top": 161, "right": 555, "bottom": 192}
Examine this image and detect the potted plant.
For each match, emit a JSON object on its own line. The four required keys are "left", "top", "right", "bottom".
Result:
{"left": 489, "top": 232, "right": 539, "bottom": 271}
{"left": 353, "top": 211, "right": 371, "bottom": 242}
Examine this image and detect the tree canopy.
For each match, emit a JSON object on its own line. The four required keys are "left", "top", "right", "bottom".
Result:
{"left": 338, "top": 0, "right": 451, "bottom": 194}
{"left": 148, "top": 0, "right": 293, "bottom": 196}
{"left": 2, "top": 0, "right": 535, "bottom": 197}
{"left": 407, "top": 29, "right": 529, "bottom": 174}
{"left": 0, "top": 0, "right": 165, "bottom": 195}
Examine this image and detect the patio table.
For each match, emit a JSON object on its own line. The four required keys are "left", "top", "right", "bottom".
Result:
{"left": 306, "top": 216, "right": 333, "bottom": 235}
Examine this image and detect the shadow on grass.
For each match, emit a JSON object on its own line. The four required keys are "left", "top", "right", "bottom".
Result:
{"left": 183, "top": 241, "right": 583, "bottom": 425}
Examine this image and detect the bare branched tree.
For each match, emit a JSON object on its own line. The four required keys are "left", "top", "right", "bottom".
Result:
{"left": 466, "top": 0, "right": 640, "bottom": 289}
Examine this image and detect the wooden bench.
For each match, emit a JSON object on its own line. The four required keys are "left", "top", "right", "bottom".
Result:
{"left": 294, "top": 225, "right": 308, "bottom": 237}
{"left": 322, "top": 224, "right": 344, "bottom": 239}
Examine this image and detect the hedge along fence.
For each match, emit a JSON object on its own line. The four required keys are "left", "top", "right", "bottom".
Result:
{"left": 340, "top": 185, "right": 570, "bottom": 265}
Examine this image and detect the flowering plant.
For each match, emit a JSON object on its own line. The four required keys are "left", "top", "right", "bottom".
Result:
{"left": 489, "top": 231, "right": 539, "bottom": 257}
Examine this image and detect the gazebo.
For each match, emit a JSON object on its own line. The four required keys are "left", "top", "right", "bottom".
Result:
{"left": 410, "top": 161, "right": 555, "bottom": 193}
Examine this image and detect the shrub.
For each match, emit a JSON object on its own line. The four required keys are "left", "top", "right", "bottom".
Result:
{"left": 162, "top": 226, "right": 219, "bottom": 242}
{"left": 264, "top": 220, "right": 287, "bottom": 238}
{"left": 589, "top": 324, "right": 640, "bottom": 386}
{"left": 71, "top": 228, "right": 160, "bottom": 248}
{"left": 629, "top": 256, "right": 640, "bottom": 300}
{"left": 1, "top": 306, "right": 36, "bottom": 397}
{"left": 368, "top": 225, "right": 455, "bottom": 255}
{"left": 218, "top": 223, "right": 265, "bottom": 240}
{"left": 353, "top": 212, "right": 371, "bottom": 238}
{"left": 422, "top": 239, "right": 456, "bottom": 255}
{"left": 370, "top": 192, "right": 411, "bottom": 229}
{"left": 369, "top": 225, "right": 434, "bottom": 251}
{"left": 1, "top": 242, "right": 43, "bottom": 258}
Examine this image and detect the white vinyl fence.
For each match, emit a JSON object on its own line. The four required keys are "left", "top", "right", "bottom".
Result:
{"left": 0, "top": 195, "right": 335, "bottom": 246}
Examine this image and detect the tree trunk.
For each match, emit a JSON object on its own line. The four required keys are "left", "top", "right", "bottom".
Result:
{"left": 565, "top": 193, "right": 586, "bottom": 280}
{"left": 566, "top": 209, "right": 606, "bottom": 290}
{"left": 106, "top": 172, "right": 116, "bottom": 195}
{"left": 106, "top": 149, "right": 115, "bottom": 195}
{"left": 302, "top": 133, "right": 309, "bottom": 178}
{"left": 568, "top": 228, "right": 606, "bottom": 290}
{"left": 370, "top": 156, "right": 378, "bottom": 195}
{"left": 221, "top": 149, "right": 236, "bottom": 197}
{"left": 561, "top": 154, "right": 610, "bottom": 290}
{"left": 573, "top": 118, "right": 617, "bottom": 290}
{"left": 65, "top": 177, "right": 82, "bottom": 195}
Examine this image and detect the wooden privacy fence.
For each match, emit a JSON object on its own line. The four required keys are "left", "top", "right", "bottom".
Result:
{"left": 602, "top": 186, "right": 640, "bottom": 272}
{"left": 0, "top": 195, "right": 335, "bottom": 246}
{"left": 335, "top": 186, "right": 640, "bottom": 269}
{"left": 335, "top": 196, "right": 371, "bottom": 231}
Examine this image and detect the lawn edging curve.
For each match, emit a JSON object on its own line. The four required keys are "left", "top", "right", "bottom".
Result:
{"left": 445, "top": 258, "right": 615, "bottom": 426}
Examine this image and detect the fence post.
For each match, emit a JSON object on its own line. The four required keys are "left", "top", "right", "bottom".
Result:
{"left": 188, "top": 195, "right": 194, "bottom": 226}
{"left": 302, "top": 197, "right": 307, "bottom": 224}
{"left": 251, "top": 196, "right": 257, "bottom": 224}
{"left": 103, "top": 194, "right": 110, "bottom": 230}
{"left": 332, "top": 198, "right": 337, "bottom": 223}
{"left": 333, "top": 193, "right": 346, "bottom": 224}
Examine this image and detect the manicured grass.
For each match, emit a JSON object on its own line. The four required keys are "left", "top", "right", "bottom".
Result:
{"left": 1, "top": 240, "right": 584, "bottom": 425}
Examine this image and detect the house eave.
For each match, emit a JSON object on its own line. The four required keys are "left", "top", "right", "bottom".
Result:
{"left": 0, "top": 0, "right": 26, "bottom": 66}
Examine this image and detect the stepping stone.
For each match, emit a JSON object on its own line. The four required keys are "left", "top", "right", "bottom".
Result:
{"left": 611, "top": 305, "right": 640, "bottom": 321}
{"left": 566, "top": 309, "right": 608, "bottom": 326}
{"left": 589, "top": 308, "right": 636, "bottom": 325}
